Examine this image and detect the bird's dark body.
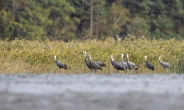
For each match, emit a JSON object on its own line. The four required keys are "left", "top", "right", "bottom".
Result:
{"left": 111, "top": 55, "right": 124, "bottom": 72}
{"left": 89, "top": 61, "right": 102, "bottom": 71}
{"left": 160, "top": 62, "right": 170, "bottom": 69}
{"left": 55, "top": 61, "right": 67, "bottom": 70}
{"left": 127, "top": 61, "right": 139, "bottom": 70}
{"left": 145, "top": 61, "right": 154, "bottom": 71}
{"left": 121, "top": 61, "right": 129, "bottom": 70}
{"left": 84, "top": 52, "right": 105, "bottom": 71}
{"left": 111, "top": 60, "right": 124, "bottom": 71}
{"left": 95, "top": 62, "right": 106, "bottom": 67}
{"left": 85, "top": 57, "right": 93, "bottom": 70}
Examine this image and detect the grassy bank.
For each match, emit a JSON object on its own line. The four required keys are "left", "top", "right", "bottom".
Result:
{"left": 0, "top": 37, "right": 183, "bottom": 74}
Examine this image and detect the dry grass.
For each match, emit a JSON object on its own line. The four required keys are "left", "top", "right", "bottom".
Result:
{"left": 0, "top": 36, "right": 183, "bottom": 74}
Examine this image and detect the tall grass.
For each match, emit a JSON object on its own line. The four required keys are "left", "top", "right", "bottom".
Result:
{"left": 0, "top": 36, "right": 183, "bottom": 74}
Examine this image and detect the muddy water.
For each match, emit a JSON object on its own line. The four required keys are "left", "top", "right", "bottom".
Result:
{"left": 0, "top": 74, "right": 184, "bottom": 110}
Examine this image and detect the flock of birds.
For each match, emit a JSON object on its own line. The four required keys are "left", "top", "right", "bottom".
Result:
{"left": 53, "top": 51, "right": 170, "bottom": 73}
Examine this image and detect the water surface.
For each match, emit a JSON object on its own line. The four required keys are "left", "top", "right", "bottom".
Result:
{"left": 0, "top": 73, "right": 184, "bottom": 110}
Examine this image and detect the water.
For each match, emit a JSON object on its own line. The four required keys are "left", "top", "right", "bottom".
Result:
{"left": 1, "top": 74, "right": 184, "bottom": 94}
{"left": 0, "top": 73, "right": 184, "bottom": 110}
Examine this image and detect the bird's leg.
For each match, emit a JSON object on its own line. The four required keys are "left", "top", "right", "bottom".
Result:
{"left": 89, "top": 69, "right": 93, "bottom": 73}
{"left": 116, "top": 70, "right": 119, "bottom": 73}
{"left": 126, "top": 69, "right": 130, "bottom": 74}
{"left": 130, "top": 69, "right": 135, "bottom": 74}
{"left": 129, "top": 69, "right": 132, "bottom": 74}
{"left": 146, "top": 68, "right": 149, "bottom": 74}
{"left": 166, "top": 69, "right": 170, "bottom": 73}
{"left": 90, "top": 69, "right": 94, "bottom": 73}
{"left": 124, "top": 69, "right": 128, "bottom": 74}
{"left": 60, "top": 69, "right": 62, "bottom": 73}
{"left": 94, "top": 69, "right": 97, "bottom": 73}
{"left": 100, "top": 69, "right": 103, "bottom": 73}
{"left": 126, "top": 69, "right": 129, "bottom": 74}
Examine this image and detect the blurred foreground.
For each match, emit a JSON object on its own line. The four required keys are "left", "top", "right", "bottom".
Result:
{"left": 0, "top": 74, "right": 184, "bottom": 110}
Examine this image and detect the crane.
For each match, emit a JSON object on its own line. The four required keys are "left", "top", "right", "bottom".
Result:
{"left": 126, "top": 53, "right": 138, "bottom": 70}
{"left": 111, "top": 55, "right": 125, "bottom": 73}
{"left": 144, "top": 55, "right": 154, "bottom": 71}
{"left": 53, "top": 55, "right": 67, "bottom": 70}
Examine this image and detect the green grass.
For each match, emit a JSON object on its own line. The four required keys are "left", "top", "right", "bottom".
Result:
{"left": 0, "top": 36, "right": 183, "bottom": 74}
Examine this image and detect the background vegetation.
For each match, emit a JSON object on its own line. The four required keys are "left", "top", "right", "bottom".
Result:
{"left": 0, "top": 0, "right": 184, "bottom": 74}
{"left": 0, "top": 37, "right": 183, "bottom": 74}
{"left": 1, "top": 0, "right": 184, "bottom": 41}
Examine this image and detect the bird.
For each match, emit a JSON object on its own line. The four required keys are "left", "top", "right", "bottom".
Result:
{"left": 144, "top": 55, "right": 154, "bottom": 71}
{"left": 53, "top": 55, "right": 67, "bottom": 70}
{"left": 111, "top": 55, "right": 125, "bottom": 72}
{"left": 89, "top": 55, "right": 103, "bottom": 72}
{"left": 126, "top": 53, "right": 138, "bottom": 70}
{"left": 159, "top": 55, "right": 170, "bottom": 69}
{"left": 84, "top": 51, "right": 106, "bottom": 68}
{"left": 83, "top": 51, "right": 93, "bottom": 70}
{"left": 120, "top": 53, "right": 129, "bottom": 70}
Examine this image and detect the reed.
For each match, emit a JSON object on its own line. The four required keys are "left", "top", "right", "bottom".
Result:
{"left": 0, "top": 36, "right": 183, "bottom": 74}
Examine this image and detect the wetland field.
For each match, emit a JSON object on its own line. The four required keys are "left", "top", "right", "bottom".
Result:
{"left": 0, "top": 37, "right": 184, "bottom": 73}
{"left": 1, "top": 38, "right": 184, "bottom": 110}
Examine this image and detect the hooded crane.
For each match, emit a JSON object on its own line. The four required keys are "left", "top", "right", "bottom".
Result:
{"left": 159, "top": 55, "right": 170, "bottom": 69}
{"left": 84, "top": 51, "right": 106, "bottom": 68}
{"left": 144, "top": 55, "right": 154, "bottom": 71}
{"left": 54, "top": 55, "right": 67, "bottom": 70}
{"left": 111, "top": 55, "right": 125, "bottom": 72}
{"left": 89, "top": 55, "right": 103, "bottom": 72}
{"left": 121, "top": 53, "right": 129, "bottom": 70}
{"left": 83, "top": 51, "right": 92, "bottom": 70}
{"left": 126, "top": 53, "right": 138, "bottom": 70}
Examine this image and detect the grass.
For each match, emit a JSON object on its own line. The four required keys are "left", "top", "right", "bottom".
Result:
{"left": 0, "top": 36, "right": 183, "bottom": 74}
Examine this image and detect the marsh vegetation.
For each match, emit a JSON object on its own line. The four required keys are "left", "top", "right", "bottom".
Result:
{"left": 0, "top": 37, "right": 183, "bottom": 74}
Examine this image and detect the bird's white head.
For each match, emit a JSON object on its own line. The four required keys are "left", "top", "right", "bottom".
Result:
{"left": 121, "top": 53, "right": 124, "bottom": 58}
{"left": 53, "top": 55, "right": 56, "bottom": 61}
{"left": 144, "top": 55, "right": 147, "bottom": 60}
{"left": 159, "top": 55, "right": 161, "bottom": 61}
{"left": 83, "top": 51, "right": 87, "bottom": 56}
{"left": 126, "top": 53, "right": 129, "bottom": 58}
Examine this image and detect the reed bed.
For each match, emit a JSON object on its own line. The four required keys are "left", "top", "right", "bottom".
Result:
{"left": 0, "top": 36, "right": 183, "bottom": 74}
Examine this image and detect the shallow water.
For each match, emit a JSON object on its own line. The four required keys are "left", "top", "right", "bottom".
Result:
{"left": 1, "top": 73, "right": 184, "bottom": 94}
{"left": 1, "top": 73, "right": 184, "bottom": 110}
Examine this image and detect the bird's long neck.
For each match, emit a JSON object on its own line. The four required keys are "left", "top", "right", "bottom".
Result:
{"left": 126, "top": 54, "right": 129, "bottom": 62}
{"left": 126, "top": 56, "right": 129, "bottom": 62}
{"left": 89, "top": 55, "right": 92, "bottom": 62}
{"left": 111, "top": 55, "right": 114, "bottom": 62}
{"left": 121, "top": 55, "right": 124, "bottom": 62}
{"left": 84, "top": 55, "right": 88, "bottom": 62}
{"left": 159, "top": 56, "right": 162, "bottom": 62}
{"left": 54, "top": 56, "right": 57, "bottom": 62}
{"left": 109, "top": 55, "right": 114, "bottom": 66}
{"left": 54, "top": 57, "right": 58, "bottom": 64}
{"left": 144, "top": 56, "right": 147, "bottom": 62}
{"left": 54, "top": 60, "right": 58, "bottom": 64}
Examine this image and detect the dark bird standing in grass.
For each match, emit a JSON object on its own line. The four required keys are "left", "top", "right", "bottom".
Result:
{"left": 83, "top": 51, "right": 92, "bottom": 70}
{"left": 111, "top": 55, "right": 125, "bottom": 73}
{"left": 54, "top": 55, "right": 67, "bottom": 70}
{"left": 83, "top": 51, "right": 105, "bottom": 69}
{"left": 89, "top": 55, "right": 103, "bottom": 72}
{"left": 126, "top": 53, "right": 138, "bottom": 70}
{"left": 159, "top": 55, "right": 170, "bottom": 69}
{"left": 144, "top": 55, "right": 154, "bottom": 71}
